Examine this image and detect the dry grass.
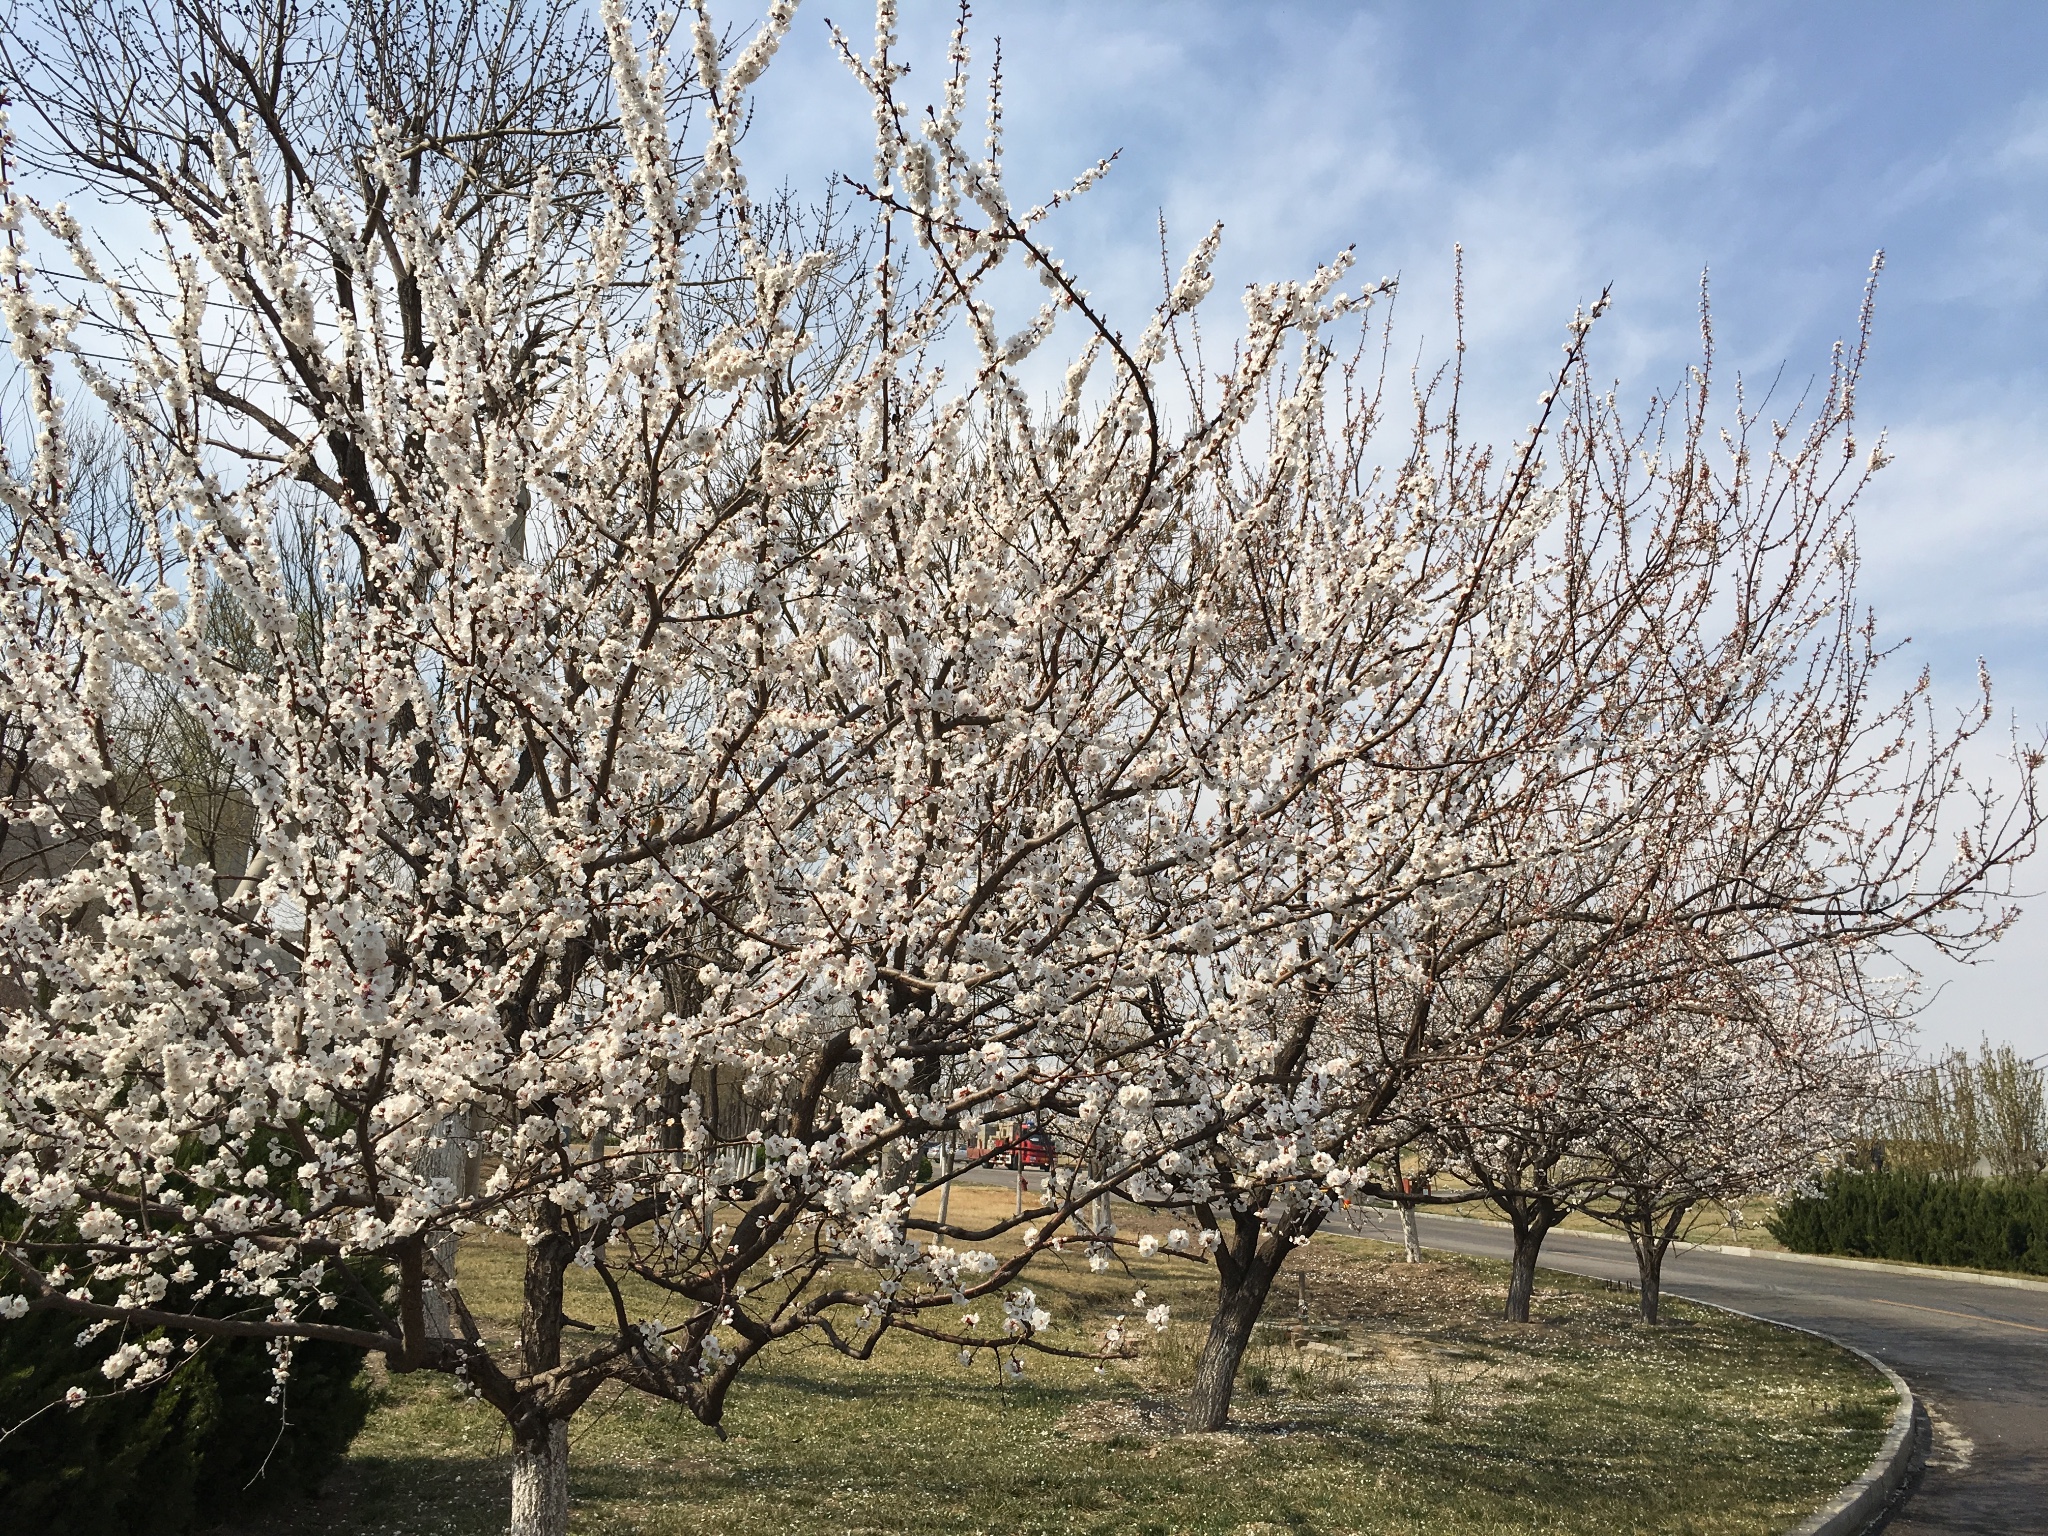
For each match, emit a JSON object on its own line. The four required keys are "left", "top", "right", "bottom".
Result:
{"left": 230, "top": 1217, "right": 1892, "bottom": 1536}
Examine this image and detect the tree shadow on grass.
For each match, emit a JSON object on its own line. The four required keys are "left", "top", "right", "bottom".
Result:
{"left": 209, "top": 1452, "right": 512, "bottom": 1536}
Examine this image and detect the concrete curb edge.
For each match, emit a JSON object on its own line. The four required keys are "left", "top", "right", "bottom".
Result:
{"left": 1664, "top": 1294, "right": 1924, "bottom": 1536}
{"left": 1400, "top": 1207, "right": 2048, "bottom": 1294}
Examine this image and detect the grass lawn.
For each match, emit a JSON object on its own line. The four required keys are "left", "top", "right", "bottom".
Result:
{"left": 1397, "top": 1181, "right": 1787, "bottom": 1252}
{"left": 232, "top": 1197, "right": 1893, "bottom": 1536}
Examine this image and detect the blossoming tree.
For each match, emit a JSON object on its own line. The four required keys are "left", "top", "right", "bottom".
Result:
{"left": 1123, "top": 286, "right": 2039, "bottom": 1411}
{"left": 1573, "top": 952, "right": 1892, "bottom": 1323}
{"left": 0, "top": 0, "right": 1515, "bottom": 1527}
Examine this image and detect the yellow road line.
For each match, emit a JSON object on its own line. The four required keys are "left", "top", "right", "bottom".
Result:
{"left": 1855, "top": 1295, "right": 2048, "bottom": 1336}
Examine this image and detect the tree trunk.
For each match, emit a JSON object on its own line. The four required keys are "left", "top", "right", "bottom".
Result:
{"left": 1186, "top": 1249, "right": 1285, "bottom": 1431}
{"left": 1628, "top": 1203, "right": 1685, "bottom": 1325}
{"left": 1635, "top": 1236, "right": 1665, "bottom": 1324}
{"left": 509, "top": 1420, "right": 569, "bottom": 1536}
{"left": 1504, "top": 1212, "right": 1554, "bottom": 1323}
{"left": 507, "top": 1229, "right": 575, "bottom": 1536}
{"left": 420, "top": 1111, "right": 469, "bottom": 1339}
{"left": 1398, "top": 1201, "right": 1421, "bottom": 1262}
{"left": 422, "top": 1233, "right": 458, "bottom": 1339}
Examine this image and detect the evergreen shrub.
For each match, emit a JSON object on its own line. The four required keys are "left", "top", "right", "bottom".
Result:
{"left": 0, "top": 1288, "right": 375, "bottom": 1533}
{"left": 1767, "top": 1167, "right": 2048, "bottom": 1275}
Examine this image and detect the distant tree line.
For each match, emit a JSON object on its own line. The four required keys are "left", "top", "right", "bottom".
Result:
{"left": 1869, "top": 1040, "right": 2047, "bottom": 1179}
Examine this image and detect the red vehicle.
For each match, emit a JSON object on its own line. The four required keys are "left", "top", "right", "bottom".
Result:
{"left": 989, "top": 1130, "right": 1054, "bottom": 1169}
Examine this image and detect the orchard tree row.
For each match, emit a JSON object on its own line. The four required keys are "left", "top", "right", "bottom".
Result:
{"left": 0, "top": 3, "right": 2037, "bottom": 1532}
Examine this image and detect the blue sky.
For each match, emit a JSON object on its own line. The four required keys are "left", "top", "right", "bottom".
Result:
{"left": 743, "top": 1, "right": 2048, "bottom": 1056}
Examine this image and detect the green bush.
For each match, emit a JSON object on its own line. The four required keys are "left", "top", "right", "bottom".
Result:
{"left": 1767, "top": 1168, "right": 2048, "bottom": 1275}
{"left": 0, "top": 1303, "right": 374, "bottom": 1534}
{"left": 1, "top": 1128, "right": 385, "bottom": 1530}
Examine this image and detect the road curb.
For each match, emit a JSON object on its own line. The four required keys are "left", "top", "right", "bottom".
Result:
{"left": 1667, "top": 1294, "right": 1924, "bottom": 1536}
{"left": 1401, "top": 1208, "right": 2048, "bottom": 1295}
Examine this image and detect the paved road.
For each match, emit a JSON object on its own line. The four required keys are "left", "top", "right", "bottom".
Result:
{"left": 1342, "top": 1208, "right": 2048, "bottom": 1536}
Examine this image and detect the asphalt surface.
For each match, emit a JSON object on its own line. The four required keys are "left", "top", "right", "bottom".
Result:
{"left": 1341, "top": 1207, "right": 2048, "bottom": 1536}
